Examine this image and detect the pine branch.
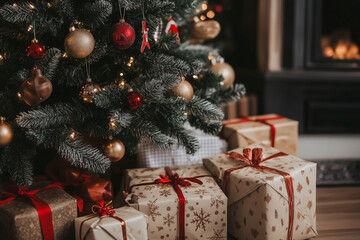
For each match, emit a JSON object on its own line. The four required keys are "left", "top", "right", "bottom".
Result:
{"left": 171, "top": 126, "right": 200, "bottom": 155}
{"left": 37, "top": 48, "right": 62, "bottom": 80}
{"left": 188, "top": 95, "right": 224, "bottom": 121}
{"left": 130, "top": 117, "right": 175, "bottom": 149}
{"left": 57, "top": 137, "right": 110, "bottom": 173}
{"left": 82, "top": 0, "right": 112, "bottom": 29}
{"left": 188, "top": 116, "right": 222, "bottom": 135}
{"left": 0, "top": 4, "right": 33, "bottom": 23}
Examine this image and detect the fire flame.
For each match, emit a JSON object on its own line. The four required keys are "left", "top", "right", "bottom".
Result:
{"left": 321, "top": 31, "right": 360, "bottom": 60}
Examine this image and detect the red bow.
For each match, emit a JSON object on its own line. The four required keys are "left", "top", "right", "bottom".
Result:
{"left": 155, "top": 167, "right": 203, "bottom": 240}
{"left": 223, "top": 116, "right": 286, "bottom": 147}
{"left": 0, "top": 183, "right": 63, "bottom": 240}
{"left": 92, "top": 200, "right": 115, "bottom": 216}
{"left": 128, "top": 167, "right": 210, "bottom": 240}
{"left": 79, "top": 200, "right": 127, "bottom": 240}
{"left": 225, "top": 148, "right": 294, "bottom": 240}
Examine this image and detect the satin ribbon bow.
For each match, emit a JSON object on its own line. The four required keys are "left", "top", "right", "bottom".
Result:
{"left": 0, "top": 183, "right": 63, "bottom": 240}
{"left": 155, "top": 168, "right": 203, "bottom": 187}
{"left": 79, "top": 200, "right": 127, "bottom": 240}
{"left": 225, "top": 148, "right": 294, "bottom": 240}
{"left": 92, "top": 200, "right": 115, "bottom": 216}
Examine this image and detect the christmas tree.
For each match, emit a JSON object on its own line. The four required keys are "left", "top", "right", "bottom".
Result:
{"left": 0, "top": 0, "right": 245, "bottom": 186}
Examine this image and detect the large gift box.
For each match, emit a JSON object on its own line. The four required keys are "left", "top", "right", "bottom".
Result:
{"left": 123, "top": 164, "right": 228, "bottom": 240}
{"left": 222, "top": 114, "right": 298, "bottom": 155}
{"left": 75, "top": 204, "right": 148, "bottom": 240}
{"left": 137, "top": 123, "right": 228, "bottom": 167}
{"left": 0, "top": 183, "right": 77, "bottom": 240}
{"left": 203, "top": 143, "right": 317, "bottom": 240}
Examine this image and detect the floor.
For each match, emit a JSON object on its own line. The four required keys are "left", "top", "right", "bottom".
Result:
{"left": 313, "top": 186, "right": 360, "bottom": 239}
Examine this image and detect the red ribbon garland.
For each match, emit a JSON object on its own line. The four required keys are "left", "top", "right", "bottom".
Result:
{"left": 0, "top": 183, "right": 63, "bottom": 240}
{"left": 224, "top": 148, "right": 294, "bottom": 240}
{"left": 129, "top": 167, "right": 209, "bottom": 240}
{"left": 223, "top": 116, "right": 286, "bottom": 147}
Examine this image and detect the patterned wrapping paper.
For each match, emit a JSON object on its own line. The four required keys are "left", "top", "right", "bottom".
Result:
{"left": 123, "top": 164, "right": 228, "bottom": 240}
{"left": 203, "top": 143, "right": 317, "bottom": 240}
{"left": 137, "top": 124, "right": 228, "bottom": 168}
{"left": 75, "top": 206, "right": 148, "bottom": 240}
{"left": 222, "top": 114, "right": 298, "bottom": 156}
{"left": 0, "top": 187, "right": 77, "bottom": 240}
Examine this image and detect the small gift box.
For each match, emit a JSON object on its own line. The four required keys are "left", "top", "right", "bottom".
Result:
{"left": 122, "top": 164, "right": 228, "bottom": 240}
{"left": 46, "top": 157, "right": 113, "bottom": 216}
{"left": 0, "top": 183, "right": 77, "bottom": 240}
{"left": 75, "top": 202, "right": 148, "bottom": 240}
{"left": 137, "top": 123, "right": 228, "bottom": 168}
{"left": 222, "top": 114, "right": 298, "bottom": 155}
{"left": 203, "top": 143, "right": 317, "bottom": 240}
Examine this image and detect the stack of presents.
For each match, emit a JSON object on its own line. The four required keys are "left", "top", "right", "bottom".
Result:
{"left": 0, "top": 113, "right": 318, "bottom": 240}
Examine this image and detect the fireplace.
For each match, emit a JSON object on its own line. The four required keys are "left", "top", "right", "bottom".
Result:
{"left": 235, "top": 0, "right": 360, "bottom": 133}
{"left": 306, "top": 0, "right": 360, "bottom": 69}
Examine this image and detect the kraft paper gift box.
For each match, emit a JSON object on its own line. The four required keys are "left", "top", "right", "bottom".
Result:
{"left": 222, "top": 114, "right": 298, "bottom": 156}
{"left": 0, "top": 184, "right": 77, "bottom": 240}
{"left": 123, "top": 164, "right": 228, "bottom": 240}
{"left": 203, "top": 143, "right": 317, "bottom": 240}
{"left": 75, "top": 205, "right": 148, "bottom": 240}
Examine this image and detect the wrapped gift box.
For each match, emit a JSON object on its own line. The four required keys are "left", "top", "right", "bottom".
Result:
{"left": 123, "top": 164, "right": 228, "bottom": 240}
{"left": 0, "top": 185, "right": 77, "bottom": 240}
{"left": 222, "top": 114, "right": 298, "bottom": 155}
{"left": 137, "top": 123, "right": 228, "bottom": 168}
{"left": 203, "top": 143, "right": 317, "bottom": 240}
{"left": 75, "top": 206, "right": 148, "bottom": 240}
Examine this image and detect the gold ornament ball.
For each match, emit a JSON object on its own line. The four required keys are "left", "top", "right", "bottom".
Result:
{"left": 0, "top": 121, "right": 13, "bottom": 146}
{"left": 102, "top": 138, "right": 125, "bottom": 162}
{"left": 80, "top": 78, "right": 101, "bottom": 103}
{"left": 188, "top": 20, "right": 221, "bottom": 40}
{"left": 19, "top": 68, "right": 53, "bottom": 106}
{"left": 168, "top": 77, "right": 194, "bottom": 103}
{"left": 64, "top": 28, "right": 95, "bottom": 59}
{"left": 210, "top": 62, "right": 235, "bottom": 88}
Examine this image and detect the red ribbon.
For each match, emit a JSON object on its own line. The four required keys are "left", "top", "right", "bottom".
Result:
{"left": 223, "top": 116, "right": 286, "bottom": 147}
{"left": 224, "top": 148, "right": 294, "bottom": 240}
{"left": 129, "top": 167, "right": 209, "bottom": 240}
{"left": 0, "top": 183, "right": 63, "bottom": 240}
{"left": 79, "top": 201, "right": 127, "bottom": 240}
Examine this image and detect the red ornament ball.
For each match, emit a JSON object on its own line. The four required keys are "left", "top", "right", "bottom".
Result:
{"left": 27, "top": 42, "right": 45, "bottom": 60}
{"left": 110, "top": 20, "right": 135, "bottom": 50}
{"left": 127, "top": 91, "right": 142, "bottom": 110}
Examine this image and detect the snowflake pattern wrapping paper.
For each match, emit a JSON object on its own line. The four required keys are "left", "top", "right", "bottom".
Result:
{"left": 75, "top": 206, "right": 148, "bottom": 240}
{"left": 222, "top": 114, "right": 298, "bottom": 156}
{"left": 203, "top": 143, "right": 317, "bottom": 240}
{"left": 123, "top": 164, "right": 227, "bottom": 240}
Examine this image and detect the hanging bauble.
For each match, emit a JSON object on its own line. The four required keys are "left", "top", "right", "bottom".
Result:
{"left": 79, "top": 77, "right": 101, "bottom": 103}
{"left": 102, "top": 137, "right": 125, "bottom": 162}
{"left": 126, "top": 91, "right": 143, "bottom": 110}
{"left": 110, "top": 19, "right": 135, "bottom": 50}
{"left": 188, "top": 19, "right": 221, "bottom": 40}
{"left": 0, "top": 117, "right": 13, "bottom": 146}
{"left": 27, "top": 40, "right": 45, "bottom": 60}
{"left": 210, "top": 61, "right": 235, "bottom": 88}
{"left": 19, "top": 68, "right": 53, "bottom": 106}
{"left": 168, "top": 77, "right": 194, "bottom": 103}
{"left": 153, "top": 19, "right": 163, "bottom": 44}
{"left": 64, "top": 27, "right": 95, "bottom": 58}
